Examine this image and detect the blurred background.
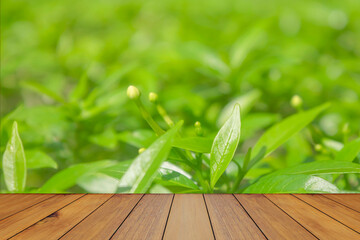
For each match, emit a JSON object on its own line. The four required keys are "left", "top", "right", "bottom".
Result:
{"left": 1, "top": 0, "right": 360, "bottom": 192}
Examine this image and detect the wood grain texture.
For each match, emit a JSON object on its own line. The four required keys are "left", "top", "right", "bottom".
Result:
{"left": 0, "top": 194, "right": 54, "bottom": 220}
{"left": 61, "top": 194, "right": 142, "bottom": 240}
{"left": 111, "top": 194, "right": 173, "bottom": 240}
{"left": 204, "top": 194, "right": 265, "bottom": 240}
{"left": 11, "top": 194, "right": 112, "bottom": 240}
{"left": 0, "top": 194, "right": 84, "bottom": 239}
{"left": 295, "top": 194, "right": 360, "bottom": 233}
{"left": 323, "top": 194, "right": 360, "bottom": 212}
{"left": 235, "top": 194, "right": 315, "bottom": 240}
{"left": 266, "top": 194, "right": 360, "bottom": 240}
{"left": 163, "top": 194, "right": 214, "bottom": 240}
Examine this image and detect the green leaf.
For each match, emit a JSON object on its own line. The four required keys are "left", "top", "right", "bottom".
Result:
{"left": 156, "top": 162, "right": 199, "bottom": 190}
{"left": 271, "top": 161, "right": 360, "bottom": 176}
{"left": 2, "top": 122, "right": 27, "bottom": 192}
{"left": 39, "top": 160, "right": 116, "bottom": 193}
{"left": 250, "top": 103, "right": 330, "bottom": 167}
{"left": 217, "top": 89, "right": 261, "bottom": 127}
{"left": 100, "top": 160, "right": 132, "bottom": 179}
{"left": 89, "top": 128, "right": 118, "bottom": 149}
{"left": 210, "top": 104, "right": 241, "bottom": 188}
{"left": 173, "top": 137, "right": 213, "bottom": 153}
{"left": 335, "top": 138, "right": 360, "bottom": 162}
{"left": 244, "top": 174, "right": 340, "bottom": 193}
{"left": 26, "top": 150, "right": 58, "bottom": 169}
{"left": 118, "top": 121, "right": 183, "bottom": 193}
{"left": 22, "top": 81, "right": 66, "bottom": 104}
{"left": 77, "top": 173, "right": 118, "bottom": 193}
{"left": 117, "top": 129, "right": 156, "bottom": 148}
{"left": 70, "top": 70, "right": 89, "bottom": 102}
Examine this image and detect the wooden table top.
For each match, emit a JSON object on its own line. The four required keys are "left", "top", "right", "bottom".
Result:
{"left": 0, "top": 194, "right": 359, "bottom": 239}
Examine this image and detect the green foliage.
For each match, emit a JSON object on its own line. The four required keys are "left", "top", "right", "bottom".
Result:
{"left": 2, "top": 122, "right": 27, "bottom": 192}
{"left": 1, "top": 0, "right": 360, "bottom": 193}
{"left": 210, "top": 104, "right": 241, "bottom": 188}
{"left": 118, "top": 121, "right": 182, "bottom": 193}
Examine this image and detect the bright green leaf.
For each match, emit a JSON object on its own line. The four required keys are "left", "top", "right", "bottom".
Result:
{"left": 77, "top": 173, "right": 118, "bottom": 193}
{"left": 210, "top": 104, "right": 241, "bottom": 188}
{"left": 217, "top": 89, "right": 261, "bottom": 127}
{"left": 271, "top": 161, "right": 360, "bottom": 176}
{"left": 173, "top": 137, "right": 213, "bottom": 153}
{"left": 156, "top": 162, "right": 199, "bottom": 190}
{"left": 39, "top": 160, "right": 116, "bottom": 193}
{"left": 335, "top": 137, "right": 360, "bottom": 162}
{"left": 22, "top": 81, "right": 66, "bottom": 104}
{"left": 244, "top": 174, "right": 339, "bottom": 193}
{"left": 250, "top": 103, "right": 330, "bottom": 167}
{"left": 2, "top": 122, "right": 27, "bottom": 192}
{"left": 118, "top": 121, "right": 183, "bottom": 193}
{"left": 26, "top": 150, "right": 57, "bottom": 169}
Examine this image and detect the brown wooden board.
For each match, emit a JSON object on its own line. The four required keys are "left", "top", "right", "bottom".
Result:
{"left": 110, "top": 194, "right": 173, "bottom": 240}
{"left": 0, "top": 194, "right": 54, "bottom": 220}
{"left": 11, "top": 194, "right": 112, "bottom": 240}
{"left": 266, "top": 194, "right": 360, "bottom": 240}
{"left": 0, "top": 194, "right": 84, "bottom": 239}
{"left": 323, "top": 194, "right": 360, "bottom": 212}
{"left": 295, "top": 194, "right": 360, "bottom": 233}
{"left": 204, "top": 194, "right": 266, "bottom": 240}
{"left": 235, "top": 194, "right": 315, "bottom": 239}
{"left": 61, "top": 194, "right": 143, "bottom": 239}
{"left": 163, "top": 194, "right": 214, "bottom": 240}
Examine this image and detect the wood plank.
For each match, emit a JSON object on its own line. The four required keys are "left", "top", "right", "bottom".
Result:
{"left": 323, "top": 194, "right": 360, "bottom": 212}
{"left": 204, "top": 194, "right": 265, "bottom": 240}
{"left": 266, "top": 194, "right": 360, "bottom": 240}
{"left": 111, "top": 194, "right": 173, "bottom": 240}
{"left": 0, "top": 194, "right": 54, "bottom": 220}
{"left": 295, "top": 194, "right": 360, "bottom": 233}
{"left": 0, "top": 194, "right": 84, "bottom": 239}
{"left": 11, "top": 194, "right": 112, "bottom": 240}
{"left": 235, "top": 194, "right": 315, "bottom": 239}
{"left": 163, "top": 194, "right": 214, "bottom": 240}
{"left": 61, "top": 194, "right": 142, "bottom": 240}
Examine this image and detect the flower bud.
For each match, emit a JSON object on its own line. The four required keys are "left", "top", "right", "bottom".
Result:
{"left": 315, "top": 144, "right": 323, "bottom": 152}
{"left": 291, "top": 95, "right": 303, "bottom": 108}
{"left": 127, "top": 85, "right": 141, "bottom": 100}
{"left": 138, "top": 148, "right": 146, "bottom": 154}
{"left": 149, "top": 92, "right": 158, "bottom": 103}
{"left": 194, "top": 121, "right": 201, "bottom": 128}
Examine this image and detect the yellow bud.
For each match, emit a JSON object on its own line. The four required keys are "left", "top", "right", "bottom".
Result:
{"left": 315, "top": 144, "right": 323, "bottom": 152}
{"left": 291, "top": 95, "right": 303, "bottom": 108}
{"left": 127, "top": 85, "right": 141, "bottom": 100}
{"left": 138, "top": 148, "right": 146, "bottom": 154}
{"left": 194, "top": 121, "right": 201, "bottom": 128}
{"left": 149, "top": 92, "right": 158, "bottom": 103}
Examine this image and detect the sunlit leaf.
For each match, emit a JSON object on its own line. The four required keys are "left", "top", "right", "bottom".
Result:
{"left": 118, "top": 121, "right": 183, "bottom": 193}
{"left": 26, "top": 150, "right": 57, "bottom": 169}
{"left": 2, "top": 122, "right": 27, "bottom": 192}
{"left": 173, "top": 137, "right": 213, "bottom": 153}
{"left": 250, "top": 103, "right": 330, "bottom": 167}
{"left": 39, "top": 160, "right": 116, "bottom": 193}
{"left": 335, "top": 137, "right": 360, "bottom": 162}
{"left": 244, "top": 174, "right": 340, "bottom": 193}
{"left": 210, "top": 104, "right": 241, "bottom": 188}
{"left": 271, "top": 161, "right": 360, "bottom": 176}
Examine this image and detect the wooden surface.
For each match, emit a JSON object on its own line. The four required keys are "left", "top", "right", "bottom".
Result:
{"left": 0, "top": 194, "right": 358, "bottom": 239}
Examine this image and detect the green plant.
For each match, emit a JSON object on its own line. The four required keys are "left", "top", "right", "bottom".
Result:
{"left": 1, "top": 0, "right": 360, "bottom": 193}
{"left": 2, "top": 85, "right": 360, "bottom": 193}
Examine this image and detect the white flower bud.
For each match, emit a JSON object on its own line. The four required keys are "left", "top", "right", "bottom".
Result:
{"left": 127, "top": 85, "right": 141, "bottom": 100}
{"left": 149, "top": 92, "right": 158, "bottom": 103}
